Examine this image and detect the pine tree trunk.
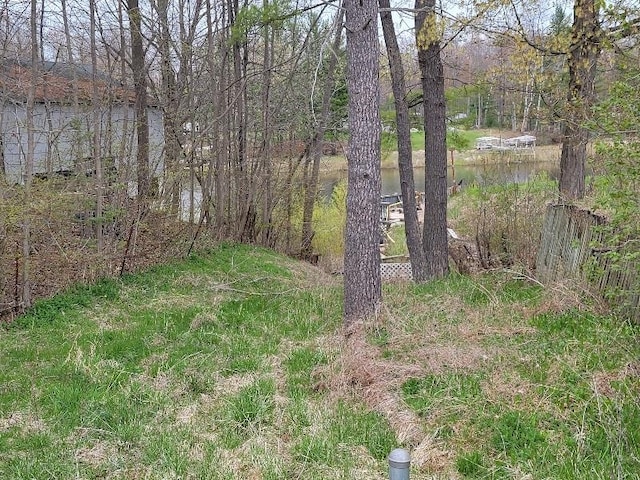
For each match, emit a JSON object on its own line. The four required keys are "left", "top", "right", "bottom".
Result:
{"left": 343, "top": 0, "right": 382, "bottom": 326}
{"left": 379, "top": 0, "right": 428, "bottom": 282}
{"left": 90, "top": 0, "right": 103, "bottom": 253}
{"left": 127, "top": 0, "right": 150, "bottom": 199}
{"left": 416, "top": 0, "right": 448, "bottom": 279}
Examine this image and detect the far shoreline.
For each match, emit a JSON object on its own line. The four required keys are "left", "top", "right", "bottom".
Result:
{"left": 319, "top": 144, "right": 561, "bottom": 173}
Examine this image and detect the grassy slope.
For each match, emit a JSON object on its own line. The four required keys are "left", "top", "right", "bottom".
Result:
{"left": 1, "top": 244, "right": 638, "bottom": 479}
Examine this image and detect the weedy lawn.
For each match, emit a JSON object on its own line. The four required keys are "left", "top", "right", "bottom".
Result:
{"left": 1, "top": 244, "right": 638, "bottom": 479}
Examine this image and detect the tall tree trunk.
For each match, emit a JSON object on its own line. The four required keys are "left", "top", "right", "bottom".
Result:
{"left": 157, "top": 0, "right": 181, "bottom": 215}
{"left": 379, "top": 0, "right": 428, "bottom": 282}
{"left": 127, "top": 0, "right": 150, "bottom": 199}
{"left": 61, "top": 0, "right": 81, "bottom": 167}
{"left": 259, "top": 3, "right": 274, "bottom": 247}
{"left": 197, "top": 0, "right": 217, "bottom": 233}
{"left": 300, "top": 9, "right": 344, "bottom": 260}
{"left": 207, "top": 0, "right": 228, "bottom": 236}
{"left": 416, "top": 0, "right": 448, "bottom": 279}
{"left": 22, "top": 0, "right": 37, "bottom": 309}
{"left": 343, "top": 0, "right": 382, "bottom": 326}
{"left": 521, "top": 78, "right": 533, "bottom": 133}
{"left": 476, "top": 93, "right": 482, "bottom": 128}
{"left": 90, "top": 0, "right": 103, "bottom": 253}
{"left": 118, "top": 1, "right": 131, "bottom": 174}
{"left": 534, "top": 93, "right": 542, "bottom": 132}
{"left": 559, "top": 0, "right": 600, "bottom": 201}
{"left": 229, "top": 0, "right": 252, "bottom": 242}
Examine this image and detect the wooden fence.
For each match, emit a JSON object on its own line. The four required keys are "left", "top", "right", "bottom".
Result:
{"left": 536, "top": 204, "right": 639, "bottom": 322}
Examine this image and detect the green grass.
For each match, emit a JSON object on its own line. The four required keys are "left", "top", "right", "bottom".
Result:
{"left": 402, "top": 373, "right": 484, "bottom": 415}
{"left": 294, "top": 401, "right": 397, "bottom": 465}
{"left": 386, "top": 274, "right": 639, "bottom": 479}
{"left": 384, "top": 224, "right": 408, "bottom": 257}
{"left": 219, "top": 378, "right": 276, "bottom": 448}
{"left": 1, "top": 244, "right": 638, "bottom": 479}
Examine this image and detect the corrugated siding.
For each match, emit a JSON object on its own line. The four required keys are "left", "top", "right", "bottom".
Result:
{"left": 1, "top": 102, "right": 164, "bottom": 184}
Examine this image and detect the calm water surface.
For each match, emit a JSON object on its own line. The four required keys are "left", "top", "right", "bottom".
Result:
{"left": 320, "top": 160, "right": 559, "bottom": 198}
{"left": 181, "top": 158, "right": 560, "bottom": 219}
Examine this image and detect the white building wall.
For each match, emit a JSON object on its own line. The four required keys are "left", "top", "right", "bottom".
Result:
{"left": 1, "top": 101, "right": 164, "bottom": 184}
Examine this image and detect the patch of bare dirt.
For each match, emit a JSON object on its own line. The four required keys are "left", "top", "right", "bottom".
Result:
{"left": 592, "top": 362, "right": 640, "bottom": 399}
{"left": 0, "top": 411, "right": 46, "bottom": 433}
{"left": 75, "top": 441, "right": 117, "bottom": 467}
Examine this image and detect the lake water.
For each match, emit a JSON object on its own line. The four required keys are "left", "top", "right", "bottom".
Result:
{"left": 181, "top": 158, "right": 560, "bottom": 219}
{"left": 320, "top": 160, "right": 560, "bottom": 198}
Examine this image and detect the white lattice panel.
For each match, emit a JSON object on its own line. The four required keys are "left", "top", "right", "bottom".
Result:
{"left": 380, "top": 262, "right": 412, "bottom": 280}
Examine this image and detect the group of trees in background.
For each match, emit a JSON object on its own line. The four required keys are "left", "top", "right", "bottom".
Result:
{"left": 1, "top": 0, "right": 350, "bottom": 316}
{"left": 345, "top": 0, "right": 640, "bottom": 321}
{"left": 0, "top": 0, "right": 638, "bottom": 323}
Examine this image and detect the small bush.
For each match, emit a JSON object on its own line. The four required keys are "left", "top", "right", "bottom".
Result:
{"left": 450, "top": 172, "right": 557, "bottom": 270}
{"left": 312, "top": 180, "right": 346, "bottom": 268}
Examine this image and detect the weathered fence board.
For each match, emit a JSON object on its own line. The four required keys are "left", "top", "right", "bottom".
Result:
{"left": 536, "top": 204, "right": 638, "bottom": 321}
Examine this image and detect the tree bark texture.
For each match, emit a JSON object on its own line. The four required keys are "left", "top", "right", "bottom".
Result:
{"left": 259, "top": 5, "right": 275, "bottom": 247}
{"left": 127, "top": 0, "right": 150, "bottom": 199}
{"left": 559, "top": 0, "right": 600, "bottom": 201}
{"left": 379, "top": 0, "right": 428, "bottom": 282}
{"left": 157, "top": 0, "right": 182, "bottom": 215}
{"left": 416, "top": 0, "right": 449, "bottom": 279}
{"left": 90, "top": 0, "right": 103, "bottom": 253}
{"left": 117, "top": 1, "right": 131, "bottom": 171}
{"left": 22, "top": 0, "right": 38, "bottom": 309}
{"left": 228, "top": 0, "right": 253, "bottom": 242}
{"left": 206, "top": 0, "right": 230, "bottom": 237}
{"left": 343, "top": 0, "right": 382, "bottom": 326}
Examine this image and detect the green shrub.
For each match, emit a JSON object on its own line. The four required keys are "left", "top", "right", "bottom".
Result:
{"left": 312, "top": 180, "right": 346, "bottom": 265}
{"left": 589, "top": 77, "right": 640, "bottom": 319}
{"left": 450, "top": 173, "right": 557, "bottom": 270}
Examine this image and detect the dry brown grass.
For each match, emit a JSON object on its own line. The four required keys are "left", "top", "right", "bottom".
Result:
{"left": 0, "top": 411, "right": 46, "bottom": 434}
{"left": 313, "top": 322, "right": 426, "bottom": 442}
{"left": 311, "top": 318, "right": 469, "bottom": 476}
{"left": 528, "top": 279, "right": 610, "bottom": 318}
{"left": 591, "top": 361, "right": 640, "bottom": 399}
{"left": 309, "top": 275, "right": 584, "bottom": 477}
{"left": 75, "top": 441, "right": 118, "bottom": 468}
